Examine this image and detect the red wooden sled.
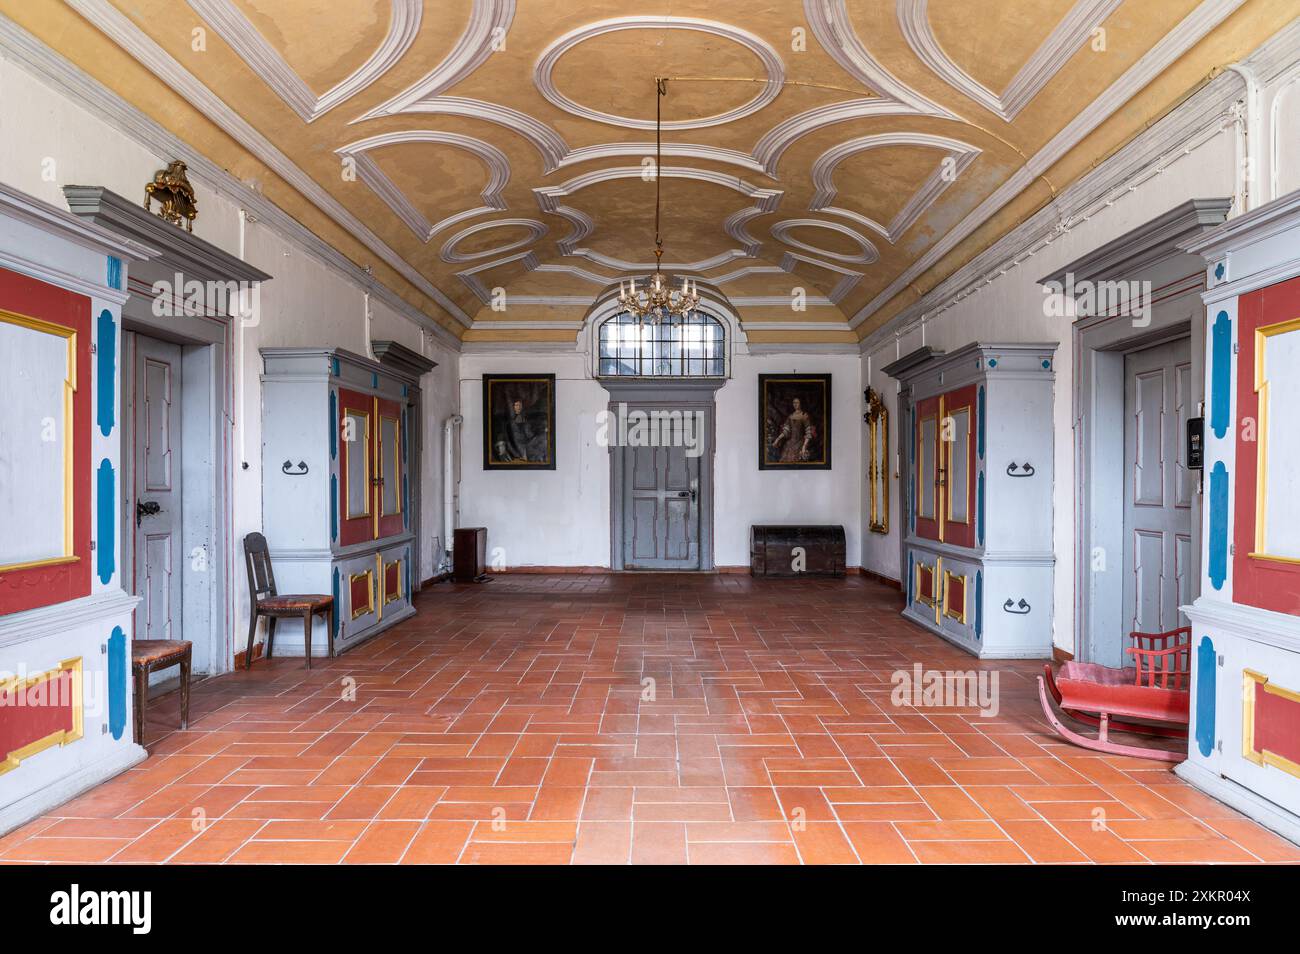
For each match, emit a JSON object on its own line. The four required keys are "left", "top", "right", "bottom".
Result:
{"left": 1037, "top": 626, "right": 1191, "bottom": 762}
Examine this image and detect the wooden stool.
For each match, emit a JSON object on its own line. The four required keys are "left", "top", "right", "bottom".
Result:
{"left": 243, "top": 532, "right": 334, "bottom": 668}
{"left": 131, "top": 639, "right": 192, "bottom": 744}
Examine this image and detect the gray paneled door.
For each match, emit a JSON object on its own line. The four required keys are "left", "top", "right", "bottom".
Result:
{"left": 622, "top": 416, "right": 700, "bottom": 570}
{"left": 1120, "top": 337, "right": 1193, "bottom": 662}
{"left": 132, "top": 334, "right": 184, "bottom": 637}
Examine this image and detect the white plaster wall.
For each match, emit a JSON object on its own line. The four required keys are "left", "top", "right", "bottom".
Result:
{"left": 858, "top": 127, "right": 1240, "bottom": 652}
{"left": 0, "top": 55, "right": 460, "bottom": 668}
{"left": 458, "top": 349, "right": 861, "bottom": 570}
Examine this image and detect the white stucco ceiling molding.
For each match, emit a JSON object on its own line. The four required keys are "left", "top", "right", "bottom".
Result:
{"left": 809, "top": 132, "right": 980, "bottom": 243}
{"left": 896, "top": 0, "right": 1123, "bottom": 122}
{"left": 532, "top": 165, "right": 783, "bottom": 270}
{"left": 335, "top": 130, "right": 510, "bottom": 243}
{"left": 534, "top": 17, "right": 785, "bottom": 130}
{"left": 749, "top": 0, "right": 962, "bottom": 178}
{"left": 439, "top": 217, "right": 548, "bottom": 264}
{"left": 353, "top": 0, "right": 516, "bottom": 120}
{"left": 185, "top": 0, "right": 422, "bottom": 122}
{"left": 771, "top": 219, "right": 880, "bottom": 264}
{"left": 556, "top": 142, "right": 768, "bottom": 175}
{"left": 779, "top": 250, "right": 863, "bottom": 303}
{"left": 456, "top": 249, "right": 539, "bottom": 303}
{"left": 63, "top": 0, "right": 472, "bottom": 327}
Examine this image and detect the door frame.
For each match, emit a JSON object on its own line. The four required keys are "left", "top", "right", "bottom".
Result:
{"left": 1040, "top": 199, "right": 1230, "bottom": 663}
{"left": 602, "top": 379, "right": 721, "bottom": 571}
{"left": 65, "top": 186, "right": 270, "bottom": 676}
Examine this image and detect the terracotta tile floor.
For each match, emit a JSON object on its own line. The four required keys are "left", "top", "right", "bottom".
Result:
{"left": 4, "top": 574, "right": 1298, "bottom": 865}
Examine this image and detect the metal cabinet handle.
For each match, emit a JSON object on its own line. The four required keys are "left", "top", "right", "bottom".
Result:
{"left": 136, "top": 500, "right": 162, "bottom": 527}
{"left": 1007, "top": 462, "right": 1035, "bottom": 477}
{"left": 1002, "top": 598, "right": 1031, "bottom": 615}
{"left": 282, "top": 460, "right": 309, "bottom": 476}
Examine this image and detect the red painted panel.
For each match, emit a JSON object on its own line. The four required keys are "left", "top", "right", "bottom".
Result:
{"left": 914, "top": 394, "right": 942, "bottom": 542}
{"left": 384, "top": 561, "right": 400, "bottom": 602}
{"left": 917, "top": 564, "right": 934, "bottom": 603}
{"left": 376, "top": 396, "right": 404, "bottom": 539}
{"left": 349, "top": 572, "right": 372, "bottom": 617}
{"left": 1234, "top": 274, "right": 1300, "bottom": 615}
{"left": 942, "top": 384, "right": 978, "bottom": 549}
{"left": 947, "top": 575, "right": 966, "bottom": 617}
{"left": 0, "top": 667, "right": 77, "bottom": 772}
{"left": 1254, "top": 684, "right": 1300, "bottom": 769}
{"left": 0, "top": 268, "right": 92, "bottom": 616}
{"left": 338, "top": 387, "right": 375, "bottom": 547}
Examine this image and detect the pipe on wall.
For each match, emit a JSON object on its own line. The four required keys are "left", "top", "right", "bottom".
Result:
{"left": 443, "top": 413, "right": 463, "bottom": 572}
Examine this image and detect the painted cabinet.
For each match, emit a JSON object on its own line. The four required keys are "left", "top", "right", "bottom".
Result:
{"left": 885, "top": 343, "right": 1057, "bottom": 658}
{"left": 1180, "top": 191, "right": 1300, "bottom": 845}
{"left": 260, "top": 348, "right": 417, "bottom": 656}
{"left": 0, "top": 183, "right": 154, "bottom": 834}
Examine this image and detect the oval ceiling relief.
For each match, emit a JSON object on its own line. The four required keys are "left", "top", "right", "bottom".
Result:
{"left": 440, "top": 219, "right": 548, "bottom": 264}
{"left": 771, "top": 220, "right": 880, "bottom": 265}
{"left": 535, "top": 16, "right": 785, "bottom": 130}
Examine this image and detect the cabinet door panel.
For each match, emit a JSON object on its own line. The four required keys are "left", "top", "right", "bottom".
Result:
{"left": 375, "top": 396, "right": 404, "bottom": 539}
{"left": 915, "top": 395, "right": 942, "bottom": 541}
{"left": 338, "top": 387, "right": 375, "bottom": 545}
{"left": 943, "top": 384, "right": 978, "bottom": 548}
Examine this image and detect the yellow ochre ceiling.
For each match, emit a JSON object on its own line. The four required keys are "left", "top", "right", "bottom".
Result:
{"left": 6, "top": 0, "right": 1293, "bottom": 344}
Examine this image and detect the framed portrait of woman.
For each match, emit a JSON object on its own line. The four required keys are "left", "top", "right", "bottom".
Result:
{"left": 758, "top": 373, "right": 831, "bottom": 470}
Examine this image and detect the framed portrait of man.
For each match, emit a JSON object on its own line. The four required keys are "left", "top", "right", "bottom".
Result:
{"left": 758, "top": 373, "right": 831, "bottom": 470}
{"left": 482, "top": 373, "right": 556, "bottom": 470}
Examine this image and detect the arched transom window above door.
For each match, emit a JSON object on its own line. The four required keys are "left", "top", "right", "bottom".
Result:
{"left": 597, "top": 310, "right": 725, "bottom": 378}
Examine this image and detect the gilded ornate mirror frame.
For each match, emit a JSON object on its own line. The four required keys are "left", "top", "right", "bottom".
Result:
{"left": 864, "top": 387, "right": 889, "bottom": 534}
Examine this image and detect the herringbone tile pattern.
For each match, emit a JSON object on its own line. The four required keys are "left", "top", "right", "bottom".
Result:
{"left": 3, "top": 574, "right": 1296, "bottom": 864}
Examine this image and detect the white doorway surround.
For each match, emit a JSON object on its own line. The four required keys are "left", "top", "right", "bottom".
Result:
{"left": 1040, "top": 198, "right": 1230, "bottom": 665}
{"left": 65, "top": 186, "right": 270, "bottom": 675}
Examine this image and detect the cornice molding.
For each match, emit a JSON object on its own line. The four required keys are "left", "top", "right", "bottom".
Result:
{"left": 337, "top": 130, "right": 510, "bottom": 243}
{"left": 0, "top": 179, "right": 155, "bottom": 262}
{"left": 354, "top": 0, "right": 515, "bottom": 120}
{"left": 371, "top": 338, "right": 438, "bottom": 375}
{"left": 64, "top": 185, "right": 271, "bottom": 284}
{"left": 0, "top": 12, "right": 462, "bottom": 349}
{"left": 535, "top": 16, "right": 785, "bottom": 130}
{"left": 186, "top": 0, "right": 421, "bottom": 122}
{"left": 809, "top": 132, "right": 980, "bottom": 243}
{"left": 440, "top": 217, "right": 547, "bottom": 264}
{"left": 770, "top": 218, "right": 879, "bottom": 264}
{"left": 62, "top": 0, "right": 472, "bottom": 328}
{"left": 850, "top": 0, "right": 1249, "bottom": 330}
{"left": 896, "top": 0, "right": 1123, "bottom": 122}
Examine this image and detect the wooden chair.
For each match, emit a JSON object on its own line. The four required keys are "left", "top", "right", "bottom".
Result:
{"left": 131, "top": 640, "right": 191, "bottom": 744}
{"left": 243, "top": 532, "right": 335, "bottom": 669}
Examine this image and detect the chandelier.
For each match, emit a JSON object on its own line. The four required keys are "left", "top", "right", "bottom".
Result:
{"left": 617, "top": 78, "right": 701, "bottom": 324}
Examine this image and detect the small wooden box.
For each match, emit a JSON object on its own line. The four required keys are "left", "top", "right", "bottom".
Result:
{"left": 750, "top": 525, "right": 846, "bottom": 577}
{"left": 454, "top": 527, "right": 488, "bottom": 582}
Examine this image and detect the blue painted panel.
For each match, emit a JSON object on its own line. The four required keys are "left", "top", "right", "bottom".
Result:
{"left": 107, "top": 626, "right": 126, "bottom": 740}
{"left": 974, "top": 572, "right": 983, "bottom": 639}
{"left": 1208, "top": 461, "right": 1228, "bottom": 590}
{"left": 906, "top": 554, "right": 913, "bottom": 603}
{"left": 329, "top": 474, "right": 338, "bottom": 542}
{"left": 976, "top": 472, "right": 985, "bottom": 546}
{"left": 328, "top": 389, "right": 337, "bottom": 460}
{"left": 96, "top": 309, "right": 116, "bottom": 436}
{"left": 987, "top": 358, "right": 997, "bottom": 368}
{"left": 1196, "top": 636, "right": 1216, "bottom": 758}
{"left": 331, "top": 357, "right": 340, "bottom": 377}
{"left": 331, "top": 568, "right": 340, "bottom": 638}
{"left": 372, "top": 372, "right": 379, "bottom": 389}
{"left": 105, "top": 256, "right": 122, "bottom": 291}
{"left": 976, "top": 386, "right": 985, "bottom": 460}
{"left": 96, "top": 459, "right": 115, "bottom": 584}
{"left": 907, "top": 407, "right": 916, "bottom": 533}
{"left": 1210, "top": 310, "right": 1231, "bottom": 439}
